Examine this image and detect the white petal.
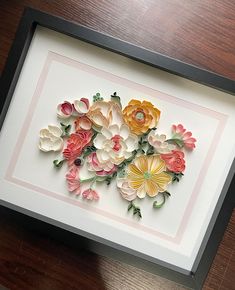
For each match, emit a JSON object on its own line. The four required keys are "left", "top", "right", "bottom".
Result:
{"left": 96, "top": 149, "right": 110, "bottom": 163}
{"left": 116, "top": 178, "right": 126, "bottom": 188}
{"left": 39, "top": 138, "right": 51, "bottom": 152}
{"left": 101, "top": 127, "right": 112, "bottom": 139}
{"left": 39, "top": 137, "right": 62, "bottom": 152}
{"left": 159, "top": 134, "right": 167, "bottom": 142}
{"left": 74, "top": 100, "right": 89, "bottom": 114}
{"left": 97, "top": 101, "right": 111, "bottom": 117}
{"left": 136, "top": 186, "right": 146, "bottom": 199}
{"left": 93, "top": 134, "right": 106, "bottom": 149}
{"left": 109, "top": 124, "right": 119, "bottom": 136}
{"left": 48, "top": 125, "right": 62, "bottom": 137}
{"left": 39, "top": 129, "right": 50, "bottom": 138}
{"left": 125, "top": 135, "right": 138, "bottom": 151}
{"left": 120, "top": 124, "right": 130, "bottom": 139}
{"left": 110, "top": 103, "right": 123, "bottom": 125}
{"left": 124, "top": 151, "right": 132, "bottom": 159}
{"left": 52, "top": 138, "right": 64, "bottom": 151}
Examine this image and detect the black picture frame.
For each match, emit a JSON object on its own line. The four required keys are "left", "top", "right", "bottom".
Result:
{"left": 0, "top": 8, "right": 234, "bottom": 290}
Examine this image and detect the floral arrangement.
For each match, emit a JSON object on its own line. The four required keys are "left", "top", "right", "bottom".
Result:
{"left": 39, "top": 92, "right": 196, "bottom": 218}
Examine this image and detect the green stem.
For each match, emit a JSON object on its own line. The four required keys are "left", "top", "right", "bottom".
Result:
{"left": 153, "top": 193, "right": 166, "bottom": 208}
{"left": 166, "top": 138, "right": 184, "bottom": 148}
{"left": 153, "top": 191, "right": 171, "bottom": 209}
{"left": 80, "top": 176, "right": 97, "bottom": 184}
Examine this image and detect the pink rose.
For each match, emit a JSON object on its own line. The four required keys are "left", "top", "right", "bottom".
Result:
{"left": 66, "top": 166, "right": 81, "bottom": 195}
{"left": 161, "top": 150, "right": 185, "bottom": 173}
{"left": 82, "top": 188, "right": 99, "bottom": 200}
{"left": 87, "top": 152, "right": 117, "bottom": 176}
{"left": 63, "top": 130, "right": 93, "bottom": 165}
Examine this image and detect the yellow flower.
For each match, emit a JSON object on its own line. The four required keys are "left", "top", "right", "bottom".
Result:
{"left": 123, "top": 100, "right": 160, "bottom": 135}
{"left": 127, "top": 155, "right": 171, "bottom": 198}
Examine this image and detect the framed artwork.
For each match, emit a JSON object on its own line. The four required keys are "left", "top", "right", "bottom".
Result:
{"left": 0, "top": 8, "right": 234, "bottom": 289}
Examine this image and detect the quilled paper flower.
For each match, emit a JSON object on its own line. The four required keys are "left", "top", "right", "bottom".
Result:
{"left": 160, "top": 150, "right": 185, "bottom": 173}
{"left": 148, "top": 131, "right": 175, "bottom": 154}
{"left": 87, "top": 100, "right": 123, "bottom": 128}
{"left": 74, "top": 98, "right": 90, "bottom": 114}
{"left": 39, "top": 92, "right": 197, "bottom": 218}
{"left": 172, "top": 124, "right": 196, "bottom": 150}
{"left": 66, "top": 166, "right": 81, "bottom": 195}
{"left": 123, "top": 100, "right": 160, "bottom": 135}
{"left": 63, "top": 130, "right": 93, "bottom": 164}
{"left": 39, "top": 125, "right": 63, "bottom": 152}
{"left": 93, "top": 124, "right": 138, "bottom": 165}
{"left": 127, "top": 155, "right": 172, "bottom": 198}
{"left": 75, "top": 116, "right": 92, "bottom": 131}
{"left": 82, "top": 188, "right": 99, "bottom": 200}
{"left": 117, "top": 177, "right": 137, "bottom": 201}
{"left": 87, "top": 152, "right": 117, "bottom": 176}
{"left": 57, "top": 101, "right": 74, "bottom": 118}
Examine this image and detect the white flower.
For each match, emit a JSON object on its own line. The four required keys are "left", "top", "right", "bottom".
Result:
{"left": 148, "top": 131, "right": 175, "bottom": 154}
{"left": 93, "top": 124, "right": 138, "bottom": 165}
{"left": 39, "top": 125, "right": 63, "bottom": 152}
{"left": 117, "top": 177, "right": 137, "bottom": 201}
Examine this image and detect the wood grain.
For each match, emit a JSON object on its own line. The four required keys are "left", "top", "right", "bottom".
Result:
{"left": 0, "top": 1, "right": 234, "bottom": 289}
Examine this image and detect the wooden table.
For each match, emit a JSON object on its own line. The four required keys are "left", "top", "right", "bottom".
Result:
{"left": 0, "top": 1, "right": 234, "bottom": 289}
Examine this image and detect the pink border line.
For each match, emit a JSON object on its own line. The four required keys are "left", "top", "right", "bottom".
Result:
{"left": 5, "top": 52, "right": 228, "bottom": 244}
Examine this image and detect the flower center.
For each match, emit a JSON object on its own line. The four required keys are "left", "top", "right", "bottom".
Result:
{"left": 135, "top": 111, "right": 145, "bottom": 121}
{"left": 111, "top": 135, "right": 122, "bottom": 152}
{"left": 144, "top": 171, "right": 151, "bottom": 179}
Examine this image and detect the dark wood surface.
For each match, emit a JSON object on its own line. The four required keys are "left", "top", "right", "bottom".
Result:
{"left": 0, "top": 1, "right": 234, "bottom": 289}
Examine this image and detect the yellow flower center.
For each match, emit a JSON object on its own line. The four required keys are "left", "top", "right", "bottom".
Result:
{"left": 144, "top": 171, "right": 151, "bottom": 179}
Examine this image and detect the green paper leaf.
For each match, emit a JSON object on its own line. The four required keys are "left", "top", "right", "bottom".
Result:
{"left": 128, "top": 202, "right": 133, "bottom": 211}
{"left": 127, "top": 201, "right": 142, "bottom": 218}
{"left": 53, "top": 159, "right": 64, "bottom": 168}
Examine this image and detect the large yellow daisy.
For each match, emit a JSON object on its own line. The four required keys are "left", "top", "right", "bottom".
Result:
{"left": 127, "top": 155, "right": 172, "bottom": 198}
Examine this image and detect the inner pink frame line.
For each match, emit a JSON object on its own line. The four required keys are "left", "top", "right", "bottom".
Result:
{"left": 5, "top": 51, "right": 228, "bottom": 244}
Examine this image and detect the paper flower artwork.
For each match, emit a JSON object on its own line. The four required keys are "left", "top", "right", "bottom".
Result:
{"left": 39, "top": 92, "right": 196, "bottom": 218}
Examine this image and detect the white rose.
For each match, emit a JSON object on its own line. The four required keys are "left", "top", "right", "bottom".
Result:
{"left": 39, "top": 125, "right": 63, "bottom": 152}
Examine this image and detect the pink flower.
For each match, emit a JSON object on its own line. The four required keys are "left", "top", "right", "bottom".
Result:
{"left": 57, "top": 101, "right": 74, "bottom": 118}
{"left": 87, "top": 152, "right": 117, "bottom": 176}
{"left": 63, "top": 130, "right": 93, "bottom": 165}
{"left": 161, "top": 150, "right": 185, "bottom": 173}
{"left": 82, "top": 188, "right": 99, "bottom": 200}
{"left": 66, "top": 166, "right": 81, "bottom": 195}
{"left": 117, "top": 177, "right": 137, "bottom": 201}
{"left": 172, "top": 124, "right": 196, "bottom": 150}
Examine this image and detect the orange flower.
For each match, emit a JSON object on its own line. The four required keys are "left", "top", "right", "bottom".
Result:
{"left": 123, "top": 100, "right": 160, "bottom": 135}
